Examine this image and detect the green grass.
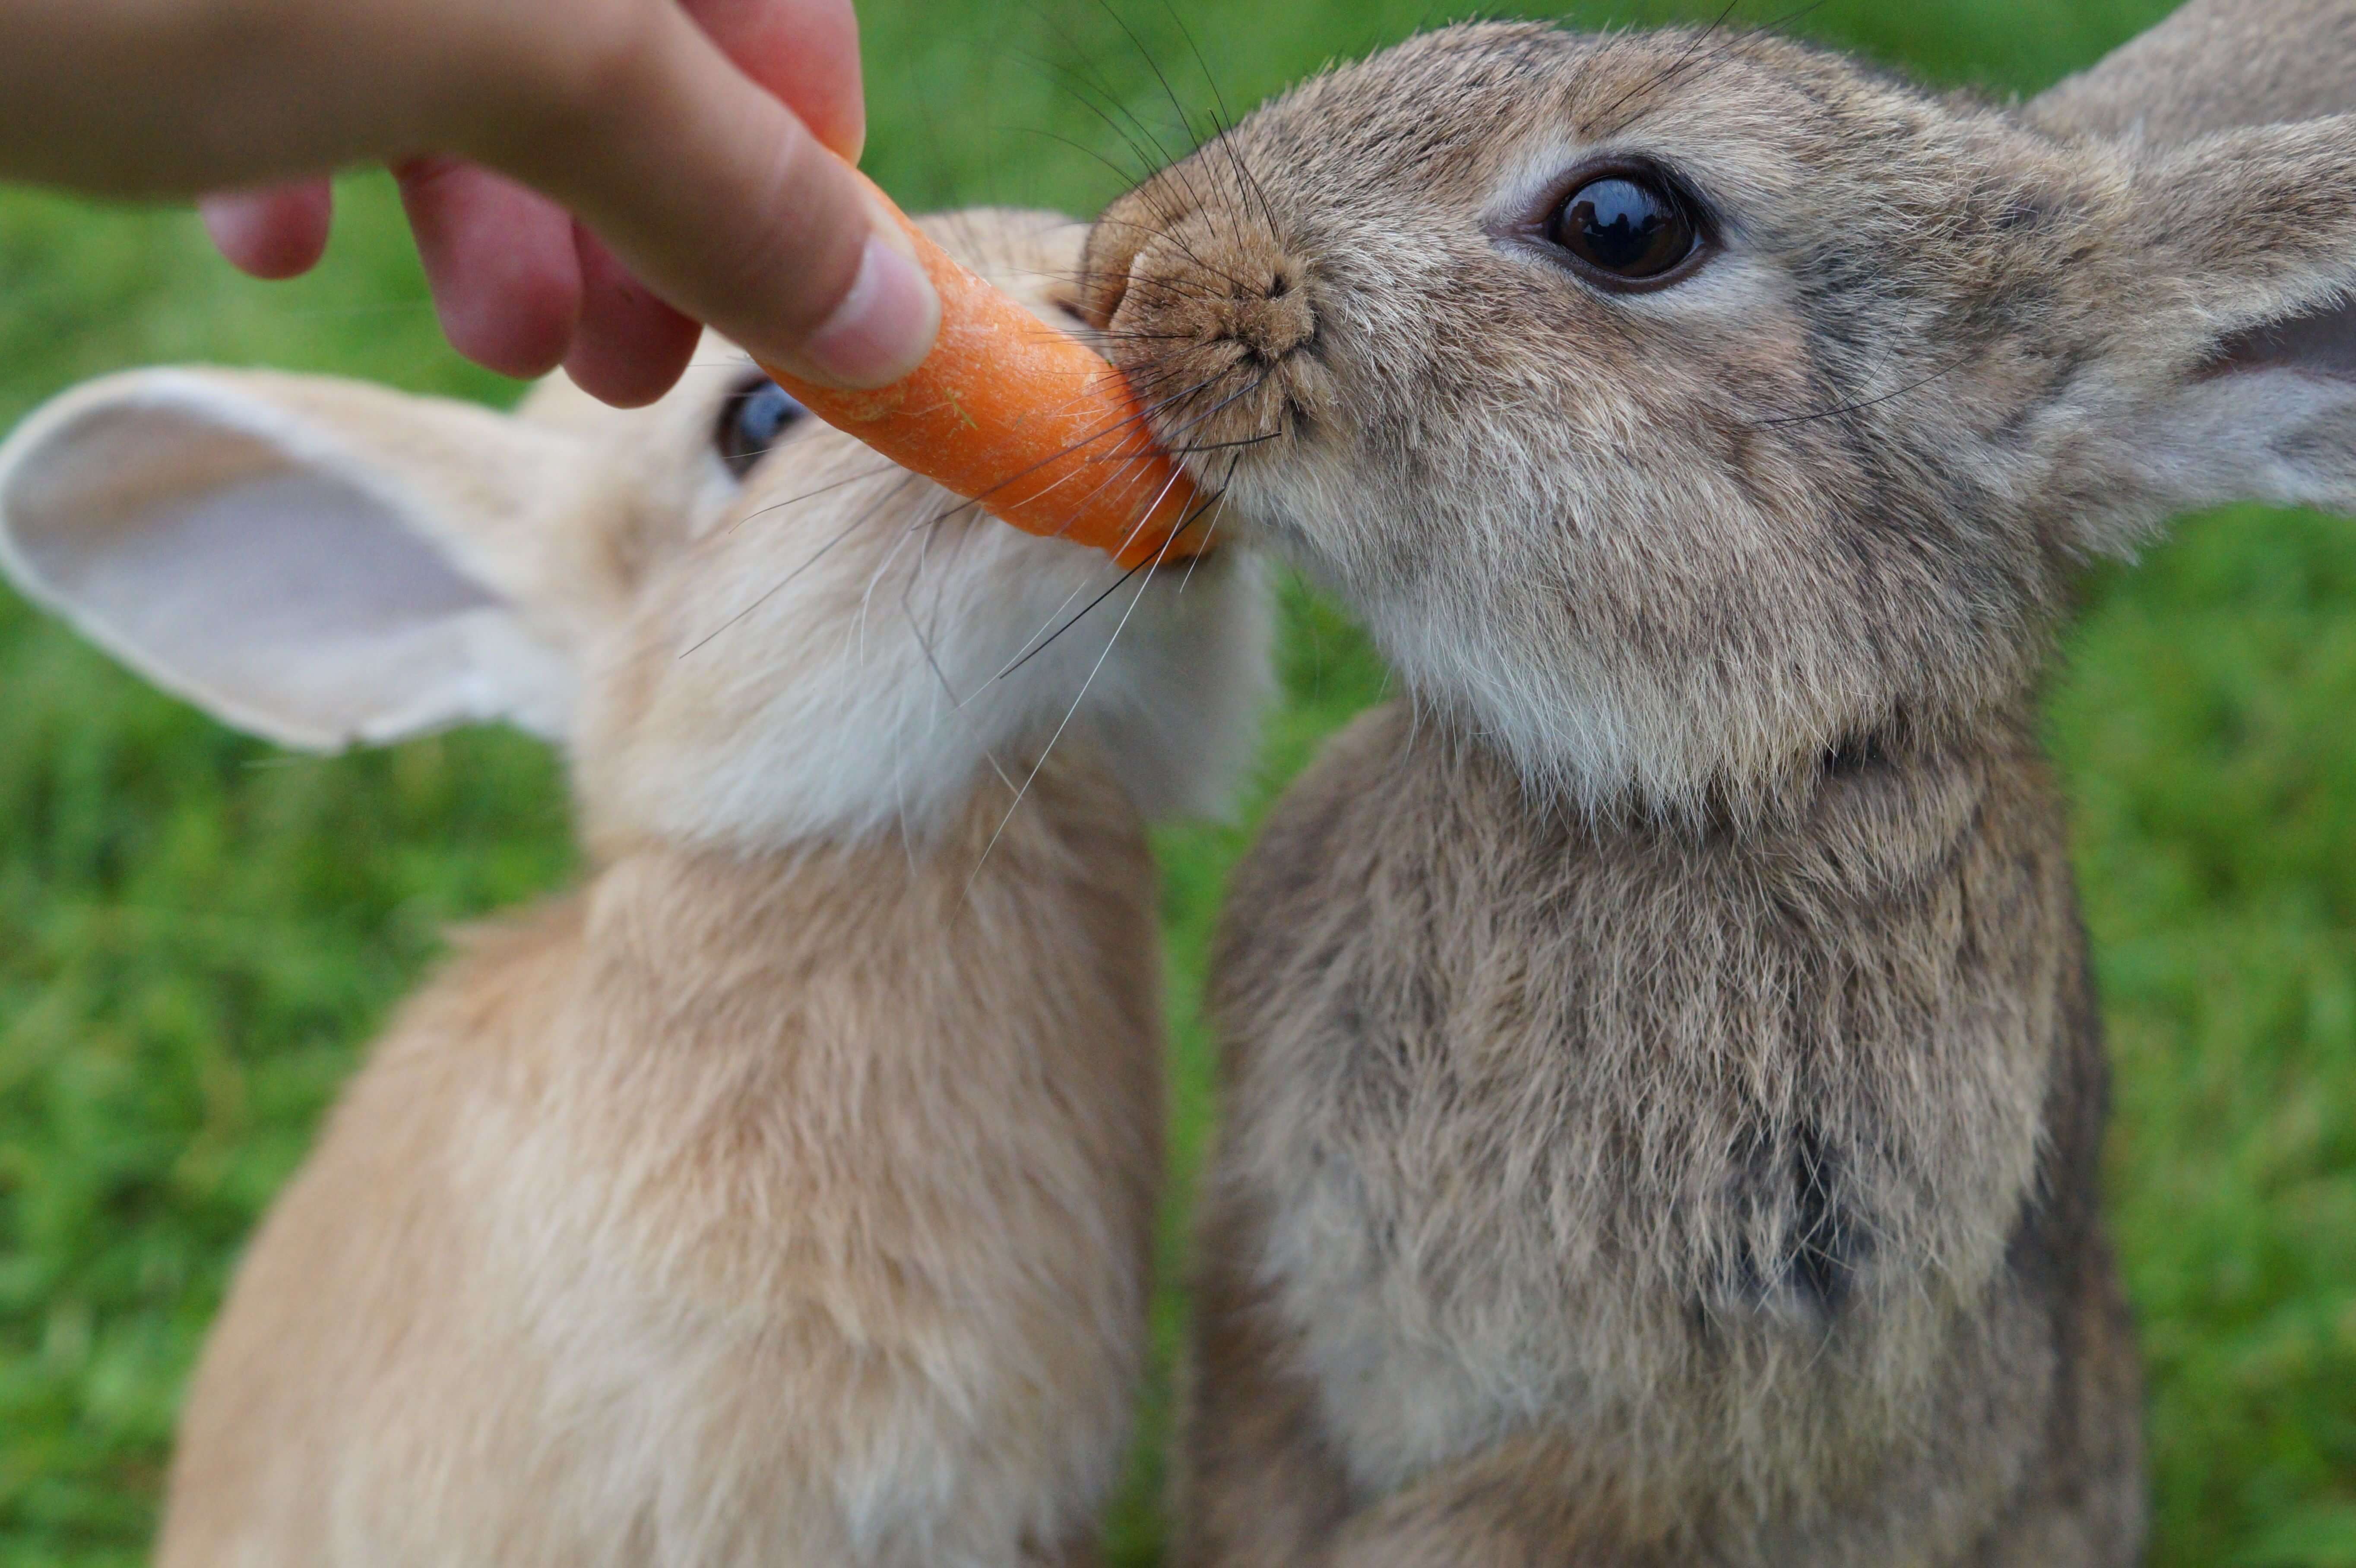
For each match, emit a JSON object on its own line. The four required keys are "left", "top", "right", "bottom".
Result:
{"left": 1, "top": 0, "right": 2353, "bottom": 1562}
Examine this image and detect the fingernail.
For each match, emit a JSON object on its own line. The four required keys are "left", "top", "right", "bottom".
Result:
{"left": 798, "top": 232, "right": 940, "bottom": 389}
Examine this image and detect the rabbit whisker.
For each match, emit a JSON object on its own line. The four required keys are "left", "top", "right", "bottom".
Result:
{"left": 1090, "top": 0, "right": 1262, "bottom": 258}
{"left": 1745, "top": 350, "right": 1974, "bottom": 429}
{"left": 1172, "top": 452, "right": 1248, "bottom": 596}
{"left": 1010, "top": 123, "right": 1172, "bottom": 205}
{"left": 1593, "top": 0, "right": 1836, "bottom": 139}
{"left": 1024, "top": 49, "right": 1225, "bottom": 262}
{"left": 677, "top": 472, "right": 945, "bottom": 658}
{"left": 982, "top": 431, "right": 1223, "bottom": 696}
{"left": 966, "top": 378, "right": 1236, "bottom": 691}
{"left": 1589, "top": 0, "right": 1746, "bottom": 131}
{"left": 884, "top": 501, "right": 1026, "bottom": 808}
{"left": 991, "top": 557, "right": 1152, "bottom": 689}
{"left": 1035, "top": 32, "right": 1262, "bottom": 293}
{"left": 963, "top": 484, "right": 1195, "bottom": 895}
{"left": 907, "top": 366, "right": 1226, "bottom": 552}
{"left": 1164, "top": 429, "right": 1285, "bottom": 455}
{"left": 721, "top": 458, "right": 912, "bottom": 536}
{"left": 988, "top": 444, "right": 1232, "bottom": 686}
{"left": 1159, "top": 6, "right": 1282, "bottom": 246}
{"left": 855, "top": 479, "right": 941, "bottom": 665}
{"left": 1082, "top": 211, "right": 1261, "bottom": 297}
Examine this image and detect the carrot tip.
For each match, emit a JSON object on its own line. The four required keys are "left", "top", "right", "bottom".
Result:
{"left": 758, "top": 166, "right": 1211, "bottom": 571}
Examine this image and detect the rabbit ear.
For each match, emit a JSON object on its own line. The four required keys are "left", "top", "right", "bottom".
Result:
{"left": 0, "top": 368, "right": 589, "bottom": 752}
{"left": 2087, "top": 120, "right": 2356, "bottom": 525}
{"left": 2030, "top": 0, "right": 2356, "bottom": 144}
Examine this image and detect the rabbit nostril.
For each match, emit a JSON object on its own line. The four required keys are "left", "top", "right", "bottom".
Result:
{"left": 1221, "top": 284, "right": 1317, "bottom": 366}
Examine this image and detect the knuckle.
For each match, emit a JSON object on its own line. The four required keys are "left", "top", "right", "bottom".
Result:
{"left": 480, "top": 0, "right": 665, "bottom": 150}
{"left": 699, "top": 130, "right": 868, "bottom": 336}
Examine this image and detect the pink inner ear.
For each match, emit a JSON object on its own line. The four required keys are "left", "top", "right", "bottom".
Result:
{"left": 0, "top": 392, "right": 558, "bottom": 750}
{"left": 2210, "top": 296, "right": 2356, "bottom": 379}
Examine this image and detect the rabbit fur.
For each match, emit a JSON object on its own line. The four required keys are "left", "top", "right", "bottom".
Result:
{"left": 1074, "top": 3, "right": 2356, "bottom": 1563}
{"left": 0, "top": 209, "right": 1272, "bottom": 1568}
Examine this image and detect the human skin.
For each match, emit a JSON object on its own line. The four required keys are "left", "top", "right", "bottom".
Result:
{"left": 0, "top": 0, "right": 940, "bottom": 405}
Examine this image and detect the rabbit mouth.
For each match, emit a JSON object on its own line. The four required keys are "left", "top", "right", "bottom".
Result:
{"left": 1119, "top": 312, "right": 1324, "bottom": 473}
{"left": 1086, "top": 344, "right": 1316, "bottom": 565}
{"left": 1155, "top": 447, "right": 1337, "bottom": 575}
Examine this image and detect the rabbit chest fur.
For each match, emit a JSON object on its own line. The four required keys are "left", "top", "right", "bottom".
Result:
{"left": 1193, "top": 705, "right": 2139, "bottom": 1565}
{"left": 162, "top": 760, "right": 1161, "bottom": 1568}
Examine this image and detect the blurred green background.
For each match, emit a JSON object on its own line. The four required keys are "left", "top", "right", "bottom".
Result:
{"left": 3, "top": 0, "right": 2354, "bottom": 1562}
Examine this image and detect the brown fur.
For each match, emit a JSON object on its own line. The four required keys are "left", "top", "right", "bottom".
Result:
{"left": 1189, "top": 708, "right": 2139, "bottom": 1566}
{"left": 1076, "top": 7, "right": 2356, "bottom": 1564}
{"left": 161, "top": 759, "right": 1160, "bottom": 1567}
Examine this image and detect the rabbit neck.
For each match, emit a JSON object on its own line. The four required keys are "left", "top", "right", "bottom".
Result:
{"left": 446, "top": 744, "right": 1165, "bottom": 1310}
{"left": 568, "top": 746, "right": 1160, "bottom": 1037}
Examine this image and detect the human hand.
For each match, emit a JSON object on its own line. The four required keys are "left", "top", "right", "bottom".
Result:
{"left": 0, "top": 0, "right": 940, "bottom": 405}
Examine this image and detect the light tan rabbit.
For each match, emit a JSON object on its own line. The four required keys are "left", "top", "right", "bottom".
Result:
{"left": 1070, "top": 3, "right": 2356, "bottom": 1564}
{"left": 0, "top": 209, "right": 1271, "bottom": 1568}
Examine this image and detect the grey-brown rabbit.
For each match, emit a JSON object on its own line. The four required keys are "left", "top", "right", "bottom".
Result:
{"left": 1074, "top": 2, "right": 2356, "bottom": 1562}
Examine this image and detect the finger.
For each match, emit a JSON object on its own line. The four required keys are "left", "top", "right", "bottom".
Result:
{"left": 564, "top": 224, "right": 702, "bottom": 408}
{"left": 396, "top": 158, "right": 583, "bottom": 381}
{"left": 679, "top": 0, "right": 865, "bottom": 161}
{"left": 200, "top": 183, "right": 335, "bottom": 279}
{"left": 476, "top": 5, "right": 936, "bottom": 389}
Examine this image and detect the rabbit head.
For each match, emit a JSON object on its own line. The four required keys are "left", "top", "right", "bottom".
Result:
{"left": 1082, "top": 21, "right": 2356, "bottom": 816}
{"left": 0, "top": 209, "right": 1272, "bottom": 854}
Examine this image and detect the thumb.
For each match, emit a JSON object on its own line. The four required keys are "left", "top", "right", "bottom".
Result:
{"left": 473, "top": 2, "right": 937, "bottom": 389}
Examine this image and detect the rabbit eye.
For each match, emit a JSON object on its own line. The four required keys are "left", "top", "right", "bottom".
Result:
{"left": 1548, "top": 172, "right": 1699, "bottom": 285}
{"left": 715, "top": 378, "right": 808, "bottom": 478}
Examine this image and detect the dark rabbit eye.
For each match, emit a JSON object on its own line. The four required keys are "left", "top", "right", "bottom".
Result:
{"left": 1548, "top": 172, "right": 1700, "bottom": 285}
{"left": 715, "top": 378, "right": 808, "bottom": 478}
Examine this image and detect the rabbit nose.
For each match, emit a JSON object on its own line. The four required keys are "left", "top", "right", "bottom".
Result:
{"left": 1086, "top": 176, "right": 1330, "bottom": 454}
{"left": 1224, "top": 266, "right": 1317, "bottom": 364}
{"left": 1081, "top": 188, "right": 1316, "bottom": 363}
{"left": 1097, "top": 233, "right": 1318, "bottom": 366}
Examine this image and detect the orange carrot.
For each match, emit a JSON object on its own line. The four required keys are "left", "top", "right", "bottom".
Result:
{"left": 757, "top": 170, "right": 1209, "bottom": 572}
